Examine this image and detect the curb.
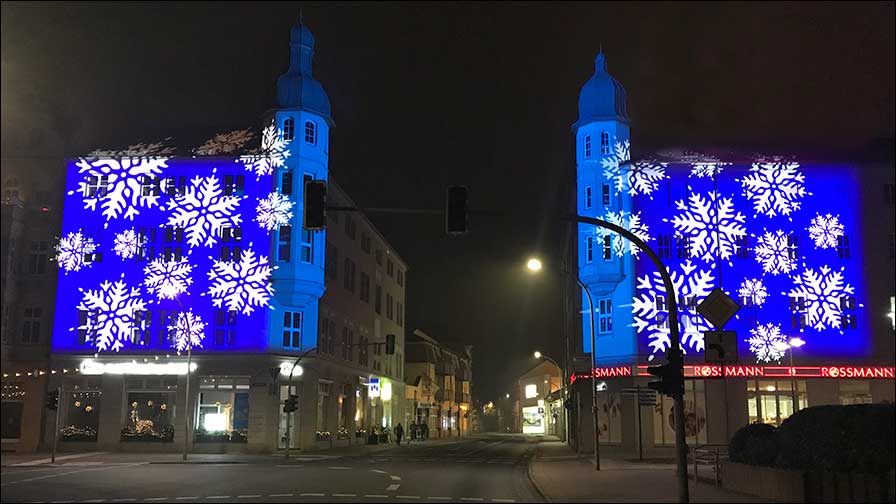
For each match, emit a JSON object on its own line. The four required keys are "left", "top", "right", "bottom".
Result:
{"left": 526, "top": 446, "right": 551, "bottom": 503}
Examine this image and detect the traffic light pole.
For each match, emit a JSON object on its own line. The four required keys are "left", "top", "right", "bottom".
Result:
{"left": 284, "top": 347, "right": 316, "bottom": 460}
{"left": 51, "top": 386, "right": 61, "bottom": 464}
{"left": 576, "top": 277, "right": 600, "bottom": 471}
{"left": 568, "top": 214, "right": 689, "bottom": 503}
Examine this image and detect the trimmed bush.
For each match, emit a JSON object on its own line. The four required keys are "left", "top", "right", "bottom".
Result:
{"left": 729, "top": 422, "right": 779, "bottom": 466}
{"left": 776, "top": 404, "right": 895, "bottom": 474}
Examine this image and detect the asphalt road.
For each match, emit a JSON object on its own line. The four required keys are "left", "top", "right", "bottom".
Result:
{"left": 0, "top": 434, "right": 543, "bottom": 503}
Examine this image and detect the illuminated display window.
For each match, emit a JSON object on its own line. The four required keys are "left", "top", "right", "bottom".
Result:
{"left": 584, "top": 135, "right": 591, "bottom": 159}
{"left": 304, "top": 121, "right": 317, "bottom": 145}
{"left": 839, "top": 380, "right": 872, "bottom": 405}
{"left": 283, "top": 118, "right": 295, "bottom": 141}
{"left": 282, "top": 311, "right": 302, "bottom": 349}
{"left": 524, "top": 384, "right": 537, "bottom": 399}
{"left": 585, "top": 186, "right": 592, "bottom": 209}
{"left": 747, "top": 379, "right": 807, "bottom": 426}
{"left": 122, "top": 377, "right": 178, "bottom": 442}
{"left": 196, "top": 377, "right": 250, "bottom": 443}
{"left": 654, "top": 380, "right": 706, "bottom": 446}
{"left": 61, "top": 383, "right": 102, "bottom": 442}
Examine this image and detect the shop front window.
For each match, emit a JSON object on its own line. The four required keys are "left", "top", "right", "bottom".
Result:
{"left": 839, "top": 380, "right": 872, "bottom": 405}
{"left": 747, "top": 379, "right": 807, "bottom": 426}
{"left": 195, "top": 377, "right": 250, "bottom": 443}
{"left": 654, "top": 380, "right": 707, "bottom": 446}
{"left": 122, "top": 378, "right": 177, "bottom": 442}
{"left": 1, "top": 383, "right": 25, "bottom": 440}
{"left": 61, "top": 381, "right": 101, "bottom": 442}
{"left": 596, "top": 392, "right": 623, "bottom": 444}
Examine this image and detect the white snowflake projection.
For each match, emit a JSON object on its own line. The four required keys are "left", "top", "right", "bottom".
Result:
{"left": 194, "top": 129, "right": 255, "bottom": 156}
{"left": 143, "top": 259, "right": 194, "bottom": 300}
{"left": 593, "top": 210, "right": 651, "bottom": 257}
{"left": 689, "top": 162, "right": 727, "bottom": 178}
{"left": 68, "top": 157, "right": 169, "bottom": 227}
{"left": 754, "top": 230, "right": 797, "bottom": 275}
{"left": 807, "top": 213, "right": 844, "bottom": 249}
{"left": 239, "top": 124, "right": 291, "bottom": 179}
{"left": 630, "top": 260, "right": 716, "bottom": 361}
{"left": 255, "top": 191, "right": 295, "bottom": 231}
{"left": 206, "top": 245, "right": 274, "bottom": 315}
{"left": 87, "top": 138, "right": 176, "bottom": 158}
{"left": 745, "top": 323, "right": 788, "bottom": 363}
{"left": 600, "top": 140, "right": 667, "bottom": 198}
{"left": 738, "top": 278, "right": 769, "bottom": 307}
{"left": 786, "top": 264, "right": 855, "bottom": 331}
{"left": 72, "top": 275, "right": 148, "bottom": 352}
{"left": 740, "top": 162, "right": 809, "bottom": 218}
{"left": 664, "top": 190, "right": 747, "bottom": 265}
{"left": 170, "top": 309, "right": 206, "bottom": 353}
{"left": 113, "top": 228, "right": 143, "bottom": 259}
{"left": 165, "top": 169, "right": 243, "bottom": 248}
{"left": 55, "top": 230, "right": 97, "bottom": 274}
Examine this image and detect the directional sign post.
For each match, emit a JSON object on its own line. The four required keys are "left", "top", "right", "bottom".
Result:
{"left": 704, "top": 330, "right": 739, "bottom": 364}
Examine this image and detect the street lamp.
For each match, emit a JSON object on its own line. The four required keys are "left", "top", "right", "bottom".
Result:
{"left": 171, "top": 295, "right": 192, "bottom": 462}
{"left": 773, "top": 337, "right": 806, "bottom": 417}
{"left": 534, "top": 351, "right": 568, "bottom": 441}
{"left": 527, "top": 256, "right": 600, "bottom": 471}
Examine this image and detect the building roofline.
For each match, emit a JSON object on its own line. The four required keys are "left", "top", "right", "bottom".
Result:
{"left": 328, "top": 178, "right": 408, "bottom": 270}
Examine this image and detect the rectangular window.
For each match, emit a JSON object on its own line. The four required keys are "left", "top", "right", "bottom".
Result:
{"left": 386, "top": 293, "right": 394, "bottom": 320}
{"left": 375, "top": 249, "right": 384, "bottom": 266}
{"left": 341, "top": 327, "right": 353, "bottom": 361}
{"left": 658, "top": 235, "right": 672, "bottom": 259}
{"left": 281, "top": 171, "right": 293, "bottom": 196}
{"left": 735, "top": 235, "right": 750, "bottom": 259}
{"left": 360, "top": 272, "right": 371, "bottom": 303}
{"left": 676, "top": 235, "right": 691, "bottom": 259}
{"left": 598, "top": 299, "right": 613, "bottom": 334}
{"left": 301, "top": 228, "right": 313, "bottom": 263}
{"left": 601, "top": 184, "right": 610, "bottom": 207}
{"left": 223, "top": 175, "right": 245, "bottom": 196}
{"left": 283, "top": 312, "right": 302, "bottom": 348}
{"left": 21, "top": 307, "right": 42, "bottom": 344}
{"left": 61, "top": 385, "right": 101, "bottom": 442}
{"left": 28, "top": 240, "right": 48, "bottom": 274}
{"left": 600, "top": 131, "right": 610, "bottom": 155}
{"left": 344, "top": 216, "right": 357, "bottom": 240}
{"left": 343, "top": 258, "right": 356, "bottom": 292}
{"left": 584, "top": 135, "right": 591, "bottom": 158}
{"left": 304, "top": 121, "right": 317, "bottom": 145}
{"left": 84, "top": 175, "right": 109, "bottom": 198}
{"left": 584, "top": 186, "right": 592, "bottom": 209}
{"left": 137, "top": 228, "right": 157, "bottom": 262}
{"left": 361, "top": 233, "right": 371, "bottom": 253}
{"left": 840, "top": 313, "right": 857, "bottom": 330}
{"left": 213, "top": 309, "right": 237, "bottom": 346}
{"left": 787, "top": 235, "right": 799, "bottom": 260}
{"left": 326, "top": 243, "right": 339, "bottom": 279}
{"left": 375, "top": 285, "right": 383, "bottom": 314}
{"left": 397, "top": 302, "right": 404, "bottom": 327}
{"left": 387, "top": 259, "right": 394, "bottom": 277}
{"left": 218, "top": 226, "right": 241, "bottom": 263}
{"left": 602, "top": 235, "right": 612, "bottom": 260}
{"left": 837, "top": 235, "right": 850, "bottom": 259}
{"left": 131, "top": 309, "right": 152, "bottom": 346}
{"left": 585, "top": 237, "right": 593, "bottom": 263}
{"left": 278, "top": 225, "right": 291, "bottom": 262}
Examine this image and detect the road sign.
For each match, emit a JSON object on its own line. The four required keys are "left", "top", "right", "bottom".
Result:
{"left": 704, "top": 330, "right": 739, "bottom": 363}
{"left": 697, "top": 288, "right": 741, "bottom": 329}
{"left": 573, "top": 354, "right": 593, "bottom": 373}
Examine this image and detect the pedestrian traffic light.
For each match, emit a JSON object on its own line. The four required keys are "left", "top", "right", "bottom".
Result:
{"left": 283, "top": 394, "right": 298, "bottom": 413}
{"left": 46, "top": 389, "right": 59, "bottom": 410}
{"left": 445, "top": 185, "right": 469, "bottom": 235}
{"left": 385, "top": 334, "right": 396, "bottom": 355}
{"left": 303, "top": 180, "right": 327, "bottom": 231}
{"left": 646, "top": 352, "right": 685, "bottom": 398}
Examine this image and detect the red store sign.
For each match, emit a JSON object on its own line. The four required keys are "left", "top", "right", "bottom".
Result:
{"left": 572, "top": 365, "right": 895, "bottom": 382}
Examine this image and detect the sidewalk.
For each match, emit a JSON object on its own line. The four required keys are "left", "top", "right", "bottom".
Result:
{"left": 529, "top": 440, "right": 770, "bottom": 503}
{"left": 1, "top": 435, "right": 475, "bottom": 467}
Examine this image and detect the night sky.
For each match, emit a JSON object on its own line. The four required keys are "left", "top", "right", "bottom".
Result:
{"left": 2, "top": 1, "right": 893, "bottom": 402}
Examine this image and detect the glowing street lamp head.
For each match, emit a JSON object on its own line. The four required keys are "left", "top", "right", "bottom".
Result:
{"left": 526, "top": 258, "right": 543, "bottom": 272}
{"left": 789, "top": 337, "right": 806, "bottom": 348}
{"left": 534, "top": 351, "right": 542, "bottom": 359}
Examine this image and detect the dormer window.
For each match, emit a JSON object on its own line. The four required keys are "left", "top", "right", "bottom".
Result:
{"left": 304, "top": 121, "right": 317, "bottom": 145}
{"left": 600, "top": 131, "right": 610, "bottom": 155}
{"left": 283, "top": 118, "right": 295, "bottom": 141}
{"left": 584, "top": 135, "right": 591, "bottom": 158}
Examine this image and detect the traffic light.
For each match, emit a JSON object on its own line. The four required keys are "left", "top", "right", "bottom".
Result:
{"left": 46, "top": 389, "right": 59, "bottom": 410}
{"left": 445, "top": 185, "right": 469, "bottom": 235}
{"left": 303, "top": 180, "right": 327, "bottom": 231}
{"left": 283, "top": 394, "right": 299, "bottom": 413}
{"left": 385, "top": 334, "right": 396, "bottom": 355}
{"left": 646, "top": 355, "right": 685, "bottom": 398}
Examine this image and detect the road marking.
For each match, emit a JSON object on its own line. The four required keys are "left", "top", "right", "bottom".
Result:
{"left": 11, "top": 452, "right": 109, "bottom": 467}
{"left": 82, "top": 500, "right": 106, "bottom": 503}
{"left": 275, "top": 465, "right": 304, "bottom": 468}
{"left": 396, "top": 497, "right": 420, "bottom": 500}
{"left": 299, "top": 494, "right": 324, "bottom": 497}
{"left": 111, "top": 500, "right": 137, "bottom": 502}
{"left": 1, "top": 463, "right": 146, "bottom": 486}
{"left": 269, "top": 494, "right": 293, "bottom": 498}
{"left": 370, "top": 469, "right": 388, "bottom": 474}
{"left": 175, "top": 498, "right": 198, "bottom": 501}
{"left": 428, "top": 498, "right": 451, "bottom": 501}
{"left": 460, "top": 499, "right": 484, "bottom": 502}
{"left": 386, "top": 484, "right": 401, "bottom": 492}
{"left": 492, "top": 499, "right": 517, "bottom": 502}
{"left": 236, "top": 496, "right": 261, "bottom": 499}
{"left": 327, "top": 466, "right": 351, "bottom": 470}
{"left": 144, "top": 499, "right": 168, "bottom": 502}
{"left": 205, "top": 497, "right": 230, "bottom": 500}
{"left": 332, "top": 494, "right": 356, "bottom": 497}
{"left": 390, "top": 475, "right": 402, "bottom": 481}
{"left": 363, "top": 495, "right": 388, "bottom": 498}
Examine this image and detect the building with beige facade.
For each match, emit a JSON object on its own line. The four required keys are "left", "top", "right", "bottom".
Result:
{"left": 405, "top": 329, "right": 473, "bottom": 437}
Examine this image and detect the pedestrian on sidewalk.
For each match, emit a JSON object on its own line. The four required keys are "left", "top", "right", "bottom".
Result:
{"left": 394, "top": 423, "right": 404, "bottom": 445}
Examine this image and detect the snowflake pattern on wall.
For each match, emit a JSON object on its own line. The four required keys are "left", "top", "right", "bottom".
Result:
{"left": 786, "top": 264, "right": 855, "bottom": 331}
{"left": 745, "top": 323, "right": 788, "bottom": 363}
{"left": 255, "top": 192, "right": 295, "bottom": 231}
{"left": 594, "top": 210, "right": 651, "bottom": 257}
{"left": 738, "top": 278, "right": 769, "bottom": 307}
{"left": 740, "top": 162, "right": 808, "bottom": 218}
{"left": 754, "top": 230, "right": 797, "bottom": 275}
{"left": 807, "top": 213, "right": 844, "bottom": 249}
{"left": 631, "top": 260, "right": 716, "bottom": 361}
{"left": 73, "top": 275, "right": 148, "bottom": 352}
{"left": 170, "top": 309, "right": 206, "bottom": 353}
{"left": 68, "top": 157, "right": 169, "bottom": 227}
{"left": 165, "top": 169, "right": 243, "bottom": 248}
{"left": 689, "top": 162, "right": 727, "bottom": 178}
{"left": 664, "top": 190, "right": 747, "bottom": 265}
{"left": 113, "top": 228, "right": 143, "bottom": 259}
{"left": 144, "top": 259, "right": 194, "bottom": 300}
{"left": 55, "top": 230, "right": 98, "bottom": 274}
{"left": 194, "top": 129, "right": 255, "bottom": 156}
{"left": 239, "top": 124, "right": 291, "bottom": 179}
{"left": 601, "top": 140, "right": 667, "bottom": 198}
{"left": 206, "top": 246, "right": 274, "bottom": 315}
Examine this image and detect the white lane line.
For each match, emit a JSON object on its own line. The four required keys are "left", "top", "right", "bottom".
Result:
{"left": 111, "top": 500, "right": 137, "bottom": 502}
{"left": 275, "top": 465, "right": 304, "bottom": 468}
{"left": 492, "top": 499, "right": 517, "bottom": 502}
{"left": 205, "top": 497, "right": 230, "bottom": 500}
{"left": 269, "top": 494, "right": 293, "bottom": 498}
{"left": 82, "top": 500, "right": 107, "bottom": 503}
{"left": 144, "top": 499, "right": 168, "bottom": 502}
{"left": 396, "top": 497, "right": 420, "bottom": 500}
{"left": 2, "top": 463, "right": 145, "bottom": 486}
{"left": 299, "top": 494, "right": 324, "bottom": 497}
{"left": 386, "top": 483, "right": 401, "bottom": 492}
{"left": 11, "top": 452, "right": 109, "bottom": 467}
{"left": 327, "top": 466, "right": 352, "bottom": 470}
{"left": 236, "top": 496, "right": 261, "bottom": 499}
{"left": 370, "top": 469, "right": 388, "bottom": 474}
{"left": 460, "top": 499, "right": 485, "bottom": 502}
{"left": 428, "top": 498, "right": 451, "bottom": 501}
{"left": 332, "top": 494, "right": 356, "bottom": 497}
{"left": 363, "top": 495, "right": 389, "bottom": 499}
{"left": 174, "top": 498, "right": 198, "bottom": 501}
{"left": 390, "top": 475, "right": 402, "bottom": 481}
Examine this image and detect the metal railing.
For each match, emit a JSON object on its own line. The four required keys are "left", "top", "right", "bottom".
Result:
{"left": 689, "top": 444, "right": 729, "bottom": 488}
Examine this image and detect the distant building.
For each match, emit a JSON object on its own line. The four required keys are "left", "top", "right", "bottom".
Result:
{"left": 512, "top": 360, "right": 563, "bottom": 438}
{"left": 405, "top": 329, "right": 473, "bottom": 437}
{"left": 568, "top": 51, "right": 895, "bottom": 457}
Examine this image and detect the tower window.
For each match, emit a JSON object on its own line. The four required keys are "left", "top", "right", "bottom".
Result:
{"left": 837, "top": 235, "right": 850, "bottom": 259}
{"left": 601, "top": 183, "right": 611, "bottom": 207}
{"left": 584, "top": 186, "right": 592, "bottom": 209}
{"left": 586, "top": 237, "right": 594, "bottom": 263}
{"left": 676, "top": 235, "right": 692, "bottom": 259}
{"left": 281, "top": 171, "right": 293, "bottom": 196}
{"left": 598, "top": 299, "right": 613, "bottom": 334}
{"left": 600, "top": 131, "right": 610, "bottom": 155}
{"left": 283, "top": 118, "right": 295, "bottom": 141}
{"left": 304, "top": 121, "right": 317, "bottom": 145}
{"left": 735, "top": 235, "right": 750, "bottom": 259}
{"left": 603, "top": 235, "right": 612, "bottom": 260}
{"left": 787, "top": 235, "right": 799, "bottom": 260}
{"left": 283, "top": 311, "right": 302, "bottom": 348}
{"left": 277, "top": 225, "right": 291, "bottom": 262}
{"left": 658, "top": 235, "right": 672, "bottom": 259}
{"left": 584, "top": 135, "right": 591, "bottom": 159}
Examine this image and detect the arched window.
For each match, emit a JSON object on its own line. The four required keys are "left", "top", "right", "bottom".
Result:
{"left": 304, "top": 121, "right": 317, "bottom": 145}
{"left": 283, "top": 118, "right": 295, "bottom": 141}
{"left": 600, "top": 131, "right": 610, "bottom": 155}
